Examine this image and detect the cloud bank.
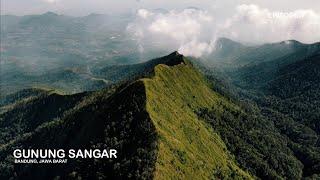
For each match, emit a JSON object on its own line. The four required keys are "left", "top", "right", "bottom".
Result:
{"left": 42, "top": 0, "right": 59, "bottom": 3}
{"left": 223, "top": 4, "right": 320, "bottom": 43}
{"left": 127, "top": 4, "right": 320, "bottom": 57}
{"left": 127, "top": 8, "right": 216, "bottom": 57}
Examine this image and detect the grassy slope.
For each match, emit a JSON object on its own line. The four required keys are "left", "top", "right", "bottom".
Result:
{"left": 142, "top": 59, "right": 252, "bottom": 179}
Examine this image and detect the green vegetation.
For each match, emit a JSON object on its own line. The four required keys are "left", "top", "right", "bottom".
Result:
{"left": 0, "top": 52, "right": 252, "bottom": 179}
{"left": 200, "top": 39, "right": 320, "bottom": 179}
{"left": 1, "top": 44, "right": 319, "bottom": 179}
{"left": 143, "top": 58, "right": 251, "bottom": 179}
{"left": 0, "top": 89, "right": 87, "bottom": 144}
{"left": 2, "top": 10, "right": 319, "bottom": 179}
{"left": 0, "top": 81, "right": 158, "bottom": 179}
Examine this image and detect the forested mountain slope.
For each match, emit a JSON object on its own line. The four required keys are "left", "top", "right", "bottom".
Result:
{"left": 0, "top": 89, "right": 87, "bottom": 145}
{"left": 203, "top": 39, "right": 320, "bottom": 179}
{"left": 210, "top": 38, "right": 319, "bottom": 69}
{"left": 230, "top": 42, "right": 320, "bottom": 89}
{"left": 2, "top": 48, "right": 319, "bottom": 179}
{"left": 0, "top": 52, "right": 251, "bottom": 179}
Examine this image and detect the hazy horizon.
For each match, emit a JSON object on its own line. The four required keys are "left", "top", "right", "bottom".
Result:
{"left": 1, "top": 0, "right": 320, "bottom": 16}
{"left": 2, "top": 0, "right": 320, "bottom": 56}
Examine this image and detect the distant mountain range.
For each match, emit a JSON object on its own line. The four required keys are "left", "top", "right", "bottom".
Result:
{"left": 211, "top": 37, "right": 319, "bottom": 67}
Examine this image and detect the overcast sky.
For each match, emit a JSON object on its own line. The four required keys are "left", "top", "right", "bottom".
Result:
{"left": 1, "top": 0, "right": 320, "bottom": 16}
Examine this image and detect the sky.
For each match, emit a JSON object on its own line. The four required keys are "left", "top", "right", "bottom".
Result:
{"left": 2, "top": 0, "right": 320, "bottom": 57}
{"left": 1, "top": 0, "right": 320, "bottom": 16}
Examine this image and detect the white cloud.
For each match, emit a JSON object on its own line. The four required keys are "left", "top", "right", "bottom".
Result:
{"left": 127, "top": 8, "right": 215, "bottom": 57}
{"left": 42, "top": 0, "right": 59, "bottom": 3}
{"left": 178, "top": 40, "right": 214, "bottom": 57}
{"left": 221, "top": 4, "right": 320, "bottom": 43}
{"left": 127, "top": 5, "right": 320, "bottom": 57}
{"left": 137, "top": 9, "right": 153, "bottom": 19}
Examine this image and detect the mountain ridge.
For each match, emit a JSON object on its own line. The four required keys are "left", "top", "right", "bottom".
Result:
{"left": 210, "top": 37, "right": 320, "bottom": 67}
{"left": 0, "top": 52, "right": 252, "bottom": 179}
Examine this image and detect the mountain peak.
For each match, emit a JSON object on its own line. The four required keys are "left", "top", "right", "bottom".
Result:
{"left": 211, "top": 38, "right": 245, "bottom": 59}
{"left": 43, "top": 11, "right": 58, "bottom": 16}
{"left": 86, "top": 13, "right": 108, "bottom": 18}
{"left": 279, "top": 40, "right": 303, "bottom": 46}
{"left": 215, "top": 37, "right": 243, "bottom": 47}
{"left": 164, "top": 51, "right": 185, "bottom": 66}
{"left": 170, "top": 51, "right": 182, "bottom": 56}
